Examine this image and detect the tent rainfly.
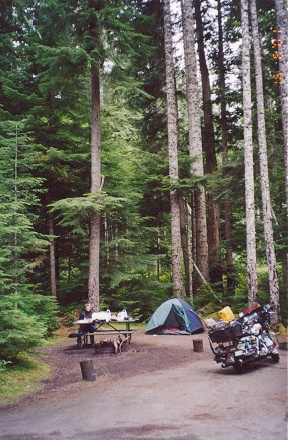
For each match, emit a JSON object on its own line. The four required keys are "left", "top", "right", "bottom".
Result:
{"left": 145, "top": 298, "right": 204, "bottom": 335}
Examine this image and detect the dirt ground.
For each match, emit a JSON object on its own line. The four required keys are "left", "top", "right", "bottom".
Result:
{"left": 9, "top": 325, "right": 212, "bottom": 407}
{"left": 5, "top": 324, "right": 287, "bottom": 409}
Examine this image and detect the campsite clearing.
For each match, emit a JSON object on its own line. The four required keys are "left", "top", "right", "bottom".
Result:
{"left": 0, "top": 326, "right": 287, "bottom": 440}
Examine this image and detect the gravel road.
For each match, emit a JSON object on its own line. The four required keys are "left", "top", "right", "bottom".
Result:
{"left": 0, "top": 331, "right": 287, "bottom": 440}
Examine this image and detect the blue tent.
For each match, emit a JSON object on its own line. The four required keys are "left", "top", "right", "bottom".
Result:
{"left": 145, "top": 298, "right": 204, "bottom": 335}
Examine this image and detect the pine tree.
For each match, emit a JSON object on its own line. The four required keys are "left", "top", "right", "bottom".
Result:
{"left": 181, "top": 0, "right": 209, "bottom": 287}
{"left": 241, "top": 0, "right": 258, "bottom": 304}
{"left": 250, "top": 0, "right": 281, "bottom": 323}
{"left": 0, "top": 120, "right": 48, "bottom": 294}
{"left": 274, "top": 0, "right": 288, "bottom": 217}
{"left": 274, "top": 0, "right": 288, "bottom": 295}
{"left": 163, "top": 0, "right": 186, "bottom": 297}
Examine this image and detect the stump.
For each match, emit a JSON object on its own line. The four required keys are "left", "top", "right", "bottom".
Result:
{"left": 193, "top": 339, "right": 204, "bottom": 353}
{"left": 80, "top": 359, "right": 96, "bottom": 381}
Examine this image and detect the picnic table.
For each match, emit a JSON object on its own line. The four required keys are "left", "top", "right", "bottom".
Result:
{"left": 69, "top": 317, "right": 138, "bottom": 348}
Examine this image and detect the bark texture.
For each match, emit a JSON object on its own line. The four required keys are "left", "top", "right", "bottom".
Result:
{"left": 241, "top": 0, "right": 258, "bottom": 304}
{"left": 274, "top": 0, "right": 288, "bottom": 298}
{"left": 181, "top": 0, "right": 209, "bottom": 286}
{"left": 250, "top": 0, "right": 281, "bottom": 324}
{"left": 88, "top": 25, "right": 102, "bottom": 311}
{"left": 163, "top": 0, "right": 186, "bottom": 297}
{"left": 274, "top": 0, "right": 288, "bottom": 216}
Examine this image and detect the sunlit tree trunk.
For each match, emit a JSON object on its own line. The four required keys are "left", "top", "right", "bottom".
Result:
{"left": 250, "top": 0, "right": 281, "bottom": 324}
{"left": 241, "top": 0, "right": 258, "bottom": 304}
{"left": 274, "top": 0, "right": 288, "bottom": 296}
{"left": 163, "top": 0, "right": 186, "bottom": 297}
{"left": 88, "top": 15, "right": 102, "bottom": 311}
{"left": 181, "top": 0, "right": 209, "bottom": 288}
{"left": 274, "top": 0, "right": 288, "bottom": 215}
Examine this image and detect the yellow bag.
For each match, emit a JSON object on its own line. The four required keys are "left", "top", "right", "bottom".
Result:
{"left": 219, "top": 306, "right": 234, "bottom": 322}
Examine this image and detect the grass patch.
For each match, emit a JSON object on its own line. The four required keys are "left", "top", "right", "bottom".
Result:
{"left": 0, "top": 357, "right": 51, "bottom": 406}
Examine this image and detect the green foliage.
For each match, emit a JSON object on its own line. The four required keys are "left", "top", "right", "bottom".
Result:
{"left": 193, "top": 283, "right": 222, "bottom": 311}
{"left": 50, "top": 192, "right": 127, "bottom": 232}
{"left": 107, "top": 278, "right": 173, "bottom": 321}
{"left": 0, "top": 121, "right": 50, "bottom": 295}
{"left": 0, "top": 293, "right": 59, "bottom": 361}
{"left": 0, "top": 360, "right": 12, "bottom": 372}
{"left": 59, "top": 301, "right": 83, "bottom": 326}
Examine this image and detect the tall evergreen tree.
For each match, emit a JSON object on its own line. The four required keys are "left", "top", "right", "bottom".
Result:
{"left": 181, "top": 0, "right": 209, "bottom": 287}
{"left": 87, "top": 0, "right": 104, "bottom": 310}
{"left": 0, "top": 120, "right": 48, "bottom": 294}
{"left": 250, "top": 0, "right": 281, "bottom": 323}
{"left": 163, "top": 0, "right": 186, "bottom": 297}
{"left": 274, "top": 0, "right": 288, "bottom": 217}
{"left": 274, "top": 0, "right": 288, "bottom": 294}
{"left": 241, "top": 0, "right": 258, "bottom": 304}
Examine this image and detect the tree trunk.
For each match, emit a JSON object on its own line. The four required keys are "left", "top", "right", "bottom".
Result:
{"left": 241, "top": 0, "right": 258, "bottom": 304}
{"left": 104, "top": 214, "right": 109, "bottom": 265}
{"left": 179, "top": 195, "right": 193, "bottom": 297}
{"left": 181, "top": 0, "right": 209, "bottom": 287}
{"left": 250, "top": 0, "right": 281, "bottom": 324}
{"left": 194, "top": 0, "right": 221, "bottom": 287}
{"left": 163, "top": 0, "right": 186, "bottom": 297}
{"left": 218, "top": 0, "right": 235, "bottom": 298}
{"left": 48, "top": 213, "right": 57, "bottom": 297}
{"left": 88, "top": 37, "right": 102, "bottom": 311}
{"left": 274, "top": 0, "right": 288, "bottom": 298}
{"left": 186, "top": 199, "right": 193, "bottom": 299}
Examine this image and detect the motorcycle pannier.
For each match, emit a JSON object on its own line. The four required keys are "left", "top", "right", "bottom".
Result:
{"left": 209, "top": 321, "right": 234, "bottom": 343}
{"left": 209, "top": 319, "right": 243, "bottom": 343}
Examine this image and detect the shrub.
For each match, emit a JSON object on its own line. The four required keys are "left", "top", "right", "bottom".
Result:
{"left": 0, "top": 293, "right": 59, "bottom": 361}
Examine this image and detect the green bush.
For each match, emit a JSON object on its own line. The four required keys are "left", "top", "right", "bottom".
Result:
{"left": 0, "top": 360, "right": 11, "bottom": 372}
{"left": 16, "top": 292, "right": 60, "bottom": 335}
{"left": 0, "top": 293, "right": 59, "bottom": 361}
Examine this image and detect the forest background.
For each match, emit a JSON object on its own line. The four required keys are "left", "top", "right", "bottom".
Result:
{"left": 0, "top": 0, "right": 287, "bottom": 364}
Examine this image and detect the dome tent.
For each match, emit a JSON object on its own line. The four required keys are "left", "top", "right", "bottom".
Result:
{"left": 145, "top": 298, "right": 204, "bottom": 335}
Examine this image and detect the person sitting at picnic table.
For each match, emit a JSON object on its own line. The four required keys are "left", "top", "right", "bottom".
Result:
{"left": 77, "top": 303, "right": 96, "bottom": 346}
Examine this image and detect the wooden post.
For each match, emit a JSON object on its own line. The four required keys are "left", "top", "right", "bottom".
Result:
{"left": 80, "top": 359, "right": 96, "bottom": 381}
{"left": 193, "top": 339, "right": 204, "bottom": 352}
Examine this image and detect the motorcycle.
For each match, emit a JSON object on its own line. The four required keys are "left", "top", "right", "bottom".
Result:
{"left": 208, "top": 304, "right": 280, "bottom": 372}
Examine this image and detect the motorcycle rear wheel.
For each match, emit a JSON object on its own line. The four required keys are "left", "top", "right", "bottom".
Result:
{"left": 233, "top": 362, "right": 244, "bottom": 373}
{"left": 271, "top": 353, "right": 280, "bottom": 363}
